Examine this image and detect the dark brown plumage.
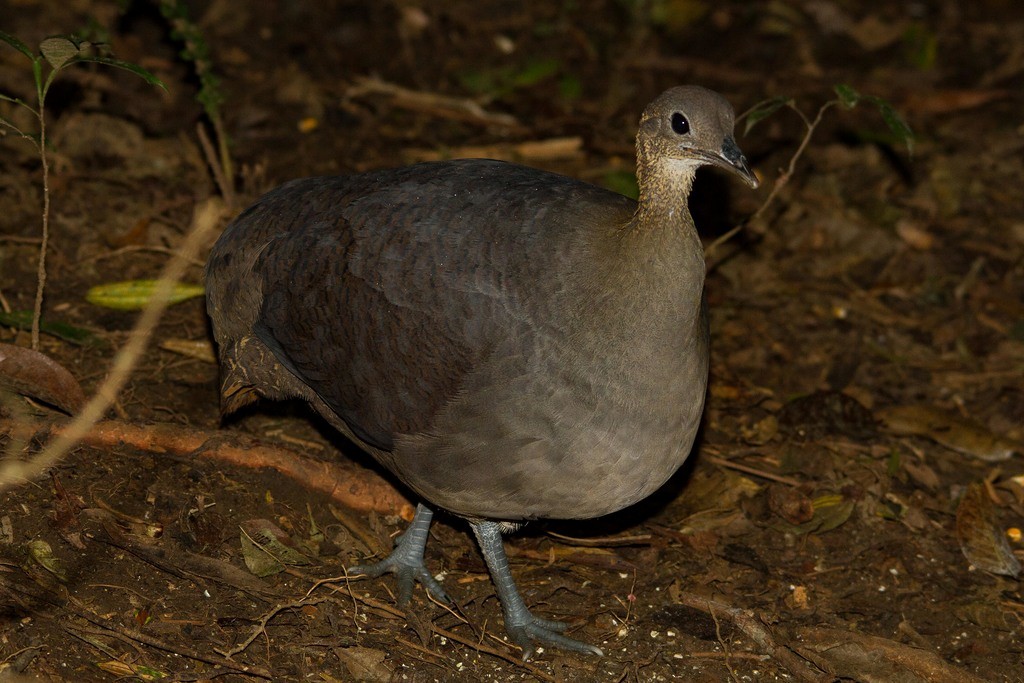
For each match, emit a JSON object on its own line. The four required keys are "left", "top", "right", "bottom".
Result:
{"left": 205, "top": 85, "right": 757, "bottom": 658}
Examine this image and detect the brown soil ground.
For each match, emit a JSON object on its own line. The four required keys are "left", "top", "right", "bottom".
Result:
{"left": 1, "top": 1, "right": 1022, "bottom": 681}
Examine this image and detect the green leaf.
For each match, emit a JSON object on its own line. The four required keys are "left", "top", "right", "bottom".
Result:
{"left": 903, "top": 24, "right": 937, "bottom": 70}
{"left": 86, "top": 280, "right": 204, "bottom": 310}
{"left": 0, "top": 310, "right": 101, "bottom": 346}
{"left": 31, "top": 59, "right": 42, "bottom": 96}
{"left": 649, "top": 0, "right": 710, "bottom": 32}
{"left": 39, "top": 36, "right": 81, "bottom": 70}
{"left": 742, "top": 96, "right": 792, "bottom": 135}
{"left": 885, "top": 447, "right": 901, "bottom": 477}
{"left": 770, "top": 493, "right": 855, "bottom": 535}
{"left": 558, "top": 74, "right": 582, "bottom": 101}
{"left": 510, "top": 58, "right": 559, "bottom": 88}
{"left": 0, "top": 30, "right": 37, "bottom": 62}
{"left": 458, "top": 69, "right": 496, "bottom": 96}
{"left": 71, "top": 55, "right": 167, "bottom": 91}
{"left": 867, "top": 95, "right": 914, "bottom": 154}
{"left": 833, "top": 83, "right": 861, "bottom": 109}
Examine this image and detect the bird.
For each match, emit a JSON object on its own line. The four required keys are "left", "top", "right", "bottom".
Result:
{"left": 204, "top": 85, "right": 757, "bottom": 659}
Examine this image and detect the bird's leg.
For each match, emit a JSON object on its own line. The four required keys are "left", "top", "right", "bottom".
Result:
{"left": 348, "top": 503, "right": 451, "bottom": 605}
{"left": 470, "top": 520, "right": 604, "bottom": 660}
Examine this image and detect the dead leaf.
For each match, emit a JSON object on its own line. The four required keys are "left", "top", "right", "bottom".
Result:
{"left": 506, "top": 544, "right": 635, "bottom": 572}
{"left": 96, "top": 659, "right": 167, "bottom": 680}
{"left": 903, "top": 88, "right": 1009, "bottom": 114}
{"left": 767, "top": 483, "right": 813, "bottom": 524}
{"left": 334, "top": 646, "right": 391, "bottom": 683}
{"left": 878, "top": 405, "right": 1021, "bottom": 461}
{"left": 159, "top": 338, "right": 216, "bottom": 363}
{"left": 902, "top": 459, "right": 940, "bottom": 491}
{"left": 0, "top": 343, "right": 86, "bottom": 414}
{"left": 785, "top": 584, "right": 810, "bottom": 610}
{"left": 741, "top": 415, "right": 778, "bottom": 444}
{"left": 955, "top": 483, "right": 1021, "bottom": 578}
{"left": 239, "top": 519, "right": 314, "bottom": 578}
{"left": 27, "top": 539, "right": 67, "bottom": 581}
{"left": 895, "top": 219, "right": 935, "bottom": 250}
{"left": 778, "top": 390, "right": 876, "bottom": 441}
{"left": 848, "top": 15, "right": 907, "bottom": 51}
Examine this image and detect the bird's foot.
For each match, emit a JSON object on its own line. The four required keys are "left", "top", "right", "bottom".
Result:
{"left": 349, "top": 549, "right": 451, "bottom": 605}
{"left": 506, "top": 611, "right": 604, "bottom": 660}
{"left": 347, "top": 504, "right": 450, "bottom": 605}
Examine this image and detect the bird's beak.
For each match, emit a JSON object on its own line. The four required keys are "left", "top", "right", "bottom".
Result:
{"left": 717, "top": 136, "right": 759, "bottom": 189}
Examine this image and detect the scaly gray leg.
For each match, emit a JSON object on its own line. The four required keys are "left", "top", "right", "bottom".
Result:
{"left": 471, "top": 520, "right": 603, "bottom": 660}
{"left": 348, "top": 503, "right": 451, "bottom": 605}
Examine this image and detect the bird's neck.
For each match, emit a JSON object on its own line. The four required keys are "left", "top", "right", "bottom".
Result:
{"left": 597, "top": 153, "right": 706, "bottom": 327}
{"left": 618, "top": 154, "right": 703, "bottom": 280}
{"left": 630, "top": 154, "right": 700, "bottom": 234}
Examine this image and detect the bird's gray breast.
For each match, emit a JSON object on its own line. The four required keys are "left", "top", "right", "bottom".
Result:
{"left": 391, "top": 294, "right": 709, "bottom": 521}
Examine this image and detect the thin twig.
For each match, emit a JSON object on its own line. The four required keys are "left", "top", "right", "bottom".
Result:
{"left": 546, "top": 530, "right": 652, "bottom": 547}
{"left": 0, "top": 197, "right": 225, "bottom": 488}
{"left": 214, "top": 598, "right": 330, "bottom": 658}
{"left": 674, "top": 593, "right": 831, "bottom": 683}
{"left": 0, "top": 575, "right": 273, "bottom": 679}
{"left": 308, "top": 579, "right": 558, "bottom": 681}
{"left": 65, "top": 598, "right": 274, "bottom": 679}
{"left": 345, "top": 76, "right": 523, "bottom": 130}
{"left": 197, "top": 122, "right": 234, "bottom": 207}
{"left": 82, "top": 244, "right": 207, "bottom": 268}
{"left": 704, "top": 100, "right": 838, "bottom": 262}
{"left": 31, "top": 106, "right": 48, "bottom": 351}
{"left": 704, "top": 455, "right": 803, "bottom": 487}
{"left": 210, "top": 114, "right": 235, "bottom": 206}
{"left": 709, "top": 601, "right": 740, "bottom": 683}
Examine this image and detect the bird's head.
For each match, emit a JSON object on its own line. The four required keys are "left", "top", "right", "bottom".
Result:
{"left": 637, "top": 86, "right": 758, "bottom": 189}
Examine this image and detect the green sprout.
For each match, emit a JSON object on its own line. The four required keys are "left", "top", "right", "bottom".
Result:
{"left": 0, "top": 31, "right": 166, "bottom": 350}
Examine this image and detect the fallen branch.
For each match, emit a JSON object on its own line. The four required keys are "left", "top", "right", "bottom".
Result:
{"left": 675, "top": 593, "right": 990, "bottom": 683}
{"left": 1, "top": 416, "right": 415, "bottom": 519}
{"left": 673, "top": 593, "right": 831, "bottom": 683}
{"left": 345, "top": 76, "right": 523, "bottom": 131}
{"left": 793, "top": 625, "right": 990, "bottom": 683}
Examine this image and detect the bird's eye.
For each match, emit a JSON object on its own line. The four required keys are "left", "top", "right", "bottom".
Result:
{"left": 671, "top": 112, "right": 690, "bottom": 135}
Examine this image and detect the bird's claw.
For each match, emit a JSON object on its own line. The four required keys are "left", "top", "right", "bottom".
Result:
{"left": 506, "top": 613, "right": 604, "bottom": 660}
{"left": 348, "top": 553, "right": 451, "bottom": 605}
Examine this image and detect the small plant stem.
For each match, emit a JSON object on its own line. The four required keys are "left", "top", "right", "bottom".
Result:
{"left": 704, "top": 99, "right": 838, "bottom": 261}
{"left": 31, "top": 107, "right": 48, "bottom": 351}
{"left": 197, "top": 121, "right": 233, "bottom": 207}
